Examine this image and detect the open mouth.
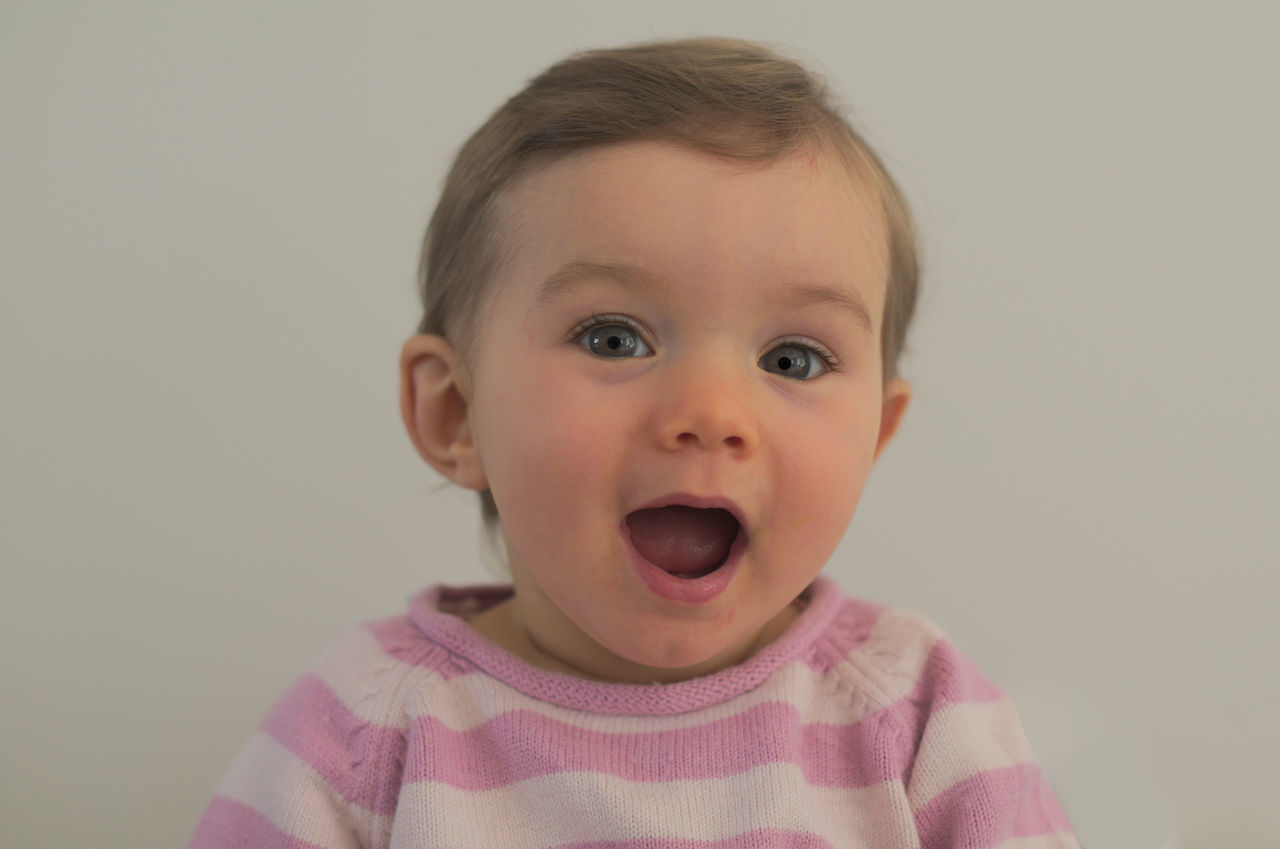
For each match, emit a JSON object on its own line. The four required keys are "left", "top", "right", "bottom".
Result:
{"left": 624, "top": 505, "right": 742, "bottom": 579}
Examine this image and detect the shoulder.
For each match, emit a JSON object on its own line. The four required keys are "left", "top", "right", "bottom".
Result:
{"left": 279, "top": 611, "right": 459, "bottom": 730}
{"left": 821, "top": 606, "right": 1082, "bottom": 845}
{"left": 193, "top": 612, "right": 463, "bottom": 845}
{"left": 814, "top": 595, "right": 1005, "bottom": 729}
{"left": 253, "top": 609, "right": 466, "bottom": 771}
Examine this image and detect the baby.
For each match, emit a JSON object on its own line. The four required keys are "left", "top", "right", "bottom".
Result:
{"left": 188, "top": 37, "right": 1081, "bottom": 848}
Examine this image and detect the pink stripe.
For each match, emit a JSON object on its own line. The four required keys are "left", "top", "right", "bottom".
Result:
{"left": 403, "top": 701, "right": 897, "bottom": 790}
{"left": 259, "top": 674, "right": 404, "bottom": 816}
{"left": 364, "top": 615, "right": 482, "bottom": 681}
{"left": 402, "top": 700, "right": 897, "bottom": 790}
{"left": 186, "top": 796, "right": 332, "bottom": 849}
{"left": 363, "top": 614, "right": 455, "bottom": 665}
{"left": 914, "top": 763, "right": 1074, "bottom": 848}
{"left": 553, "top": 829, "right": 838, "bottom": 848}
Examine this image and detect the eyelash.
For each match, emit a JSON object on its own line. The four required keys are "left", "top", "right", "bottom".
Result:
{"left": 567, "top": 314, "right": 842, "bottom": 374}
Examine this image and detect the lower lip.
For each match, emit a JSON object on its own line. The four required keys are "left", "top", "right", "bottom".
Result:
{"left": 622, "top": 523, "right": 747, "bottom": 605}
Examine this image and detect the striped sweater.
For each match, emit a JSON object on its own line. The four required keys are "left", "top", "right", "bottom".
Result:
{"left": 188, "top": 576, "right": 1080, "bottom": 848}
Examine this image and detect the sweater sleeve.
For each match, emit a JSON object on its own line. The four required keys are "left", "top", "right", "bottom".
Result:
{"left": 896, "top": 634, "right": 1081, "bottom": 849}
{"left": 187, "top": 628, "right": 411, "bottom": 849}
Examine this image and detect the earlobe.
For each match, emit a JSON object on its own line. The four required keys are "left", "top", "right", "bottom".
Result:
{"left": 873, "top": 378, "right": 912, "bottom": 463}
{"left": 399, "top": 334, "right": 489, "bottom": 490}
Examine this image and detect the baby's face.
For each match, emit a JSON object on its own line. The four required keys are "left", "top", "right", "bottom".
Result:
{"left": 464, "top": 141, "right": 908, "bottom": 682}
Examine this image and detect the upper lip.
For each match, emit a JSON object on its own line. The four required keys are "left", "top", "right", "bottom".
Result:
{"left": 628, "top": 492, "right": 748, "bottom": 530}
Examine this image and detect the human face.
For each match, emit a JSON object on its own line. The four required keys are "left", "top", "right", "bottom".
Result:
{"left": 464, "top": 141, "right": 907, "bottom": 683}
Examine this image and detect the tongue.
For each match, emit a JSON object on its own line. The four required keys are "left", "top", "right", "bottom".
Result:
{"left": 626, "top": 506, "right": 739, "bottom": 576}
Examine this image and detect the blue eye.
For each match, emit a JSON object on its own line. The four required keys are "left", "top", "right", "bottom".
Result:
{"left": 759, "top": 344, "right": 829, "bottom": 380}
{"left": 576, "top": 321, "right": 652, "bottom": 358}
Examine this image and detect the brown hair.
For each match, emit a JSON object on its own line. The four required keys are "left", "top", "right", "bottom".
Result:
{"left": 414, "top": 36, "right": 921, "bottom": 530}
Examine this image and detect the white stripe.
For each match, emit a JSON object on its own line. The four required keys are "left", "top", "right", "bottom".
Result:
{"left": 846, "top": 608, "right": 945, "bottom": 703}
{"left": 216, "top": 732, "right": 395, "bottom": 849}
{"left": 905, "top": 697, "right": 1039, "bottom": 809}
{"left": 387, "top": 762, "right": 919, "bottom": 849}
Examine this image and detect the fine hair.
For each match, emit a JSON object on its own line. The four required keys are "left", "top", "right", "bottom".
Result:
{"left": 414, "top": 36, "right": 921, "bottom": 533}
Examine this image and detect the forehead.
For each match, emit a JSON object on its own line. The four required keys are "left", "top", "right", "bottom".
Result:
{"left": 493, "top": 141, "right": 890, "bottom": 320}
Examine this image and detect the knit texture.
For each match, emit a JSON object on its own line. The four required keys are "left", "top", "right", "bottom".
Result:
{"left": 187, "top": 576, "right": 1080, "bottom": 848}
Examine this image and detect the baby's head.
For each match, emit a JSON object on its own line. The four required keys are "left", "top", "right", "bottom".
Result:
{"left": 400, "top": 37, "right": 920, "bottom": 681}
{"left": 410, "top": 36, "right": 918, "bottom": 532}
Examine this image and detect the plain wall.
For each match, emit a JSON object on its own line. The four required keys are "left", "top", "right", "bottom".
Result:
{"left": 3, "top": 2, "right": 1277, "bottom": 847}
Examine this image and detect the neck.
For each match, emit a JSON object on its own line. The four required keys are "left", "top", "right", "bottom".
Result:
{"left": 468, "top": 595, "right": 801, "bottom": 684}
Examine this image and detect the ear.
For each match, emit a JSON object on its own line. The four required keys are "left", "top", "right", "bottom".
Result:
{"left": 873, "top": 377, "right": 912, "bottom": 463}
{"left": 399, "top": 334, "right": 489, "bottom": 490}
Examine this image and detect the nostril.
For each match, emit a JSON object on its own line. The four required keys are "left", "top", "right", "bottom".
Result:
{"left": 673, "top": 432, "right": 746, "bottom": 449}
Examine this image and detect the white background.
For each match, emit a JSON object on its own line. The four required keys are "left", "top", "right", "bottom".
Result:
{"left": 3, "top": 2, "right": 1277, "bottom": 847}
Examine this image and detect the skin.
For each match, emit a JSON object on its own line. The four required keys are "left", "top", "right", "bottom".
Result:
{"left": 399, "top": 140, "right": 911, "bottom": 684}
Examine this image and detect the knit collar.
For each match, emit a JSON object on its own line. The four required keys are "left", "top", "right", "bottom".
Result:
{"left": 407, "top": 575, "right": 844, "bottom": 715}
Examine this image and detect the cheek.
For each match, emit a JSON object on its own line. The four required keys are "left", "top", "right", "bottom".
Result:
{"left": 767, "top": 400, "right": 879, "bottom": 550}
{"left": 472, "top": 356, "right": 629, "bottom": 527}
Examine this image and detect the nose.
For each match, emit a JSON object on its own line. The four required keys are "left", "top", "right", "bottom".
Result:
{"left": 652, "top": 358, "right": 758, "bottom": 456}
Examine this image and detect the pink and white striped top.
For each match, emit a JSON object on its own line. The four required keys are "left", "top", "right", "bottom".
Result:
{"left": 187, "top": 576, "right": 1080, "bottom": 848}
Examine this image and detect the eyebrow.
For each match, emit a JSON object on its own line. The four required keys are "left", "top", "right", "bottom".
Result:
{"left": 534, "top": 260, "right": 874, "bottom": 335}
